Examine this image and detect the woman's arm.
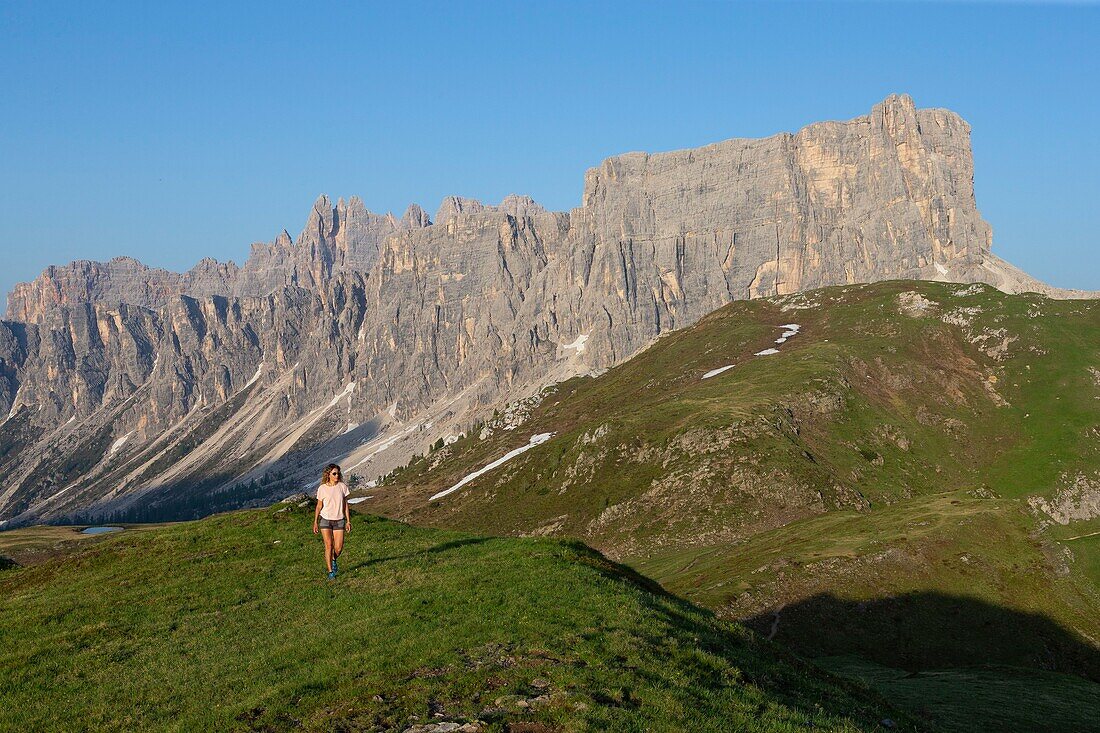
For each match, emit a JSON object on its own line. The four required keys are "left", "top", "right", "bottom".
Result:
{"left": 343, "top": 496, "right": 351, "bottom": 533}
{"left": 313, "top": 497, "right": 322, "bottom": 534}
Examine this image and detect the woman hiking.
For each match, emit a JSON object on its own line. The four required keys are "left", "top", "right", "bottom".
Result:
{"left": 313, "top": 463, "right": 351, "bottom": 579}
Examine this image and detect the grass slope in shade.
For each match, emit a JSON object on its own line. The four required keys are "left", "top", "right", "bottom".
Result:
{"left": 0, "top": 505, "right": 914, "bottom": 732}
{"left": 815, "top": 657, "right": 1100, "bottom": 733}
{"left": 638, "top": 488, "right": 1100, "bottom": 679}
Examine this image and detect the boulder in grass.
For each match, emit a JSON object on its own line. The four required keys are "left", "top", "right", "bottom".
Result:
{"left": 280, "top": 493, "right": 311, "bottom": 505}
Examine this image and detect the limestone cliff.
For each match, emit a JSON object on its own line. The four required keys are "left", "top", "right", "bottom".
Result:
{"left": 1, "top": 94, "right": 1089, "bottom": 526}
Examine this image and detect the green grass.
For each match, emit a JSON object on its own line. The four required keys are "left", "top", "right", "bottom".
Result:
{"left": 0, "top": 523, "right": 166, "bottom": 567}
{"left": 369, "top": 280, "right": 1100, "bottom": 729}
{"left": 8, "top": 281, "right": 1095, "bottom": 731}
{"left": 391, "top": 281, "right": 1097, "bottom": 530}
{"left": 381, "top": 283, "right": 1100, "bottom": 602}
{"left": 1058, "top": 525, "right": 1100, "bottom": 588}
{"left": 0, "top": 504, "right": 916, "bottom": 732}
{"left": 815, "top": 656, "right": 1100, "bottom": 733}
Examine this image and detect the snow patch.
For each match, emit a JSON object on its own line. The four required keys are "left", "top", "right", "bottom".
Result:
{"left": 109, "top": 431, "right": 133, "bottom": 455}
{"left": 430, "top": 433, "right": 554, "bottom": 501}
{"left": 934, "top": 262, "right": 949, "bottom": 276}
{"left": 343, "top": 422, "right": 359, "bottom": 434}
{"left": 561, "top": 334, "right": 590, "bottom": 354}
{"left": 775, "top": 324, "right": 802, "bottom": 343}
{"left": 703, "top": 323, "right": 801, "bottom": 378}
{"left": 347, "top": 497, "right": 370, "bottom": 504}
{"left": 327, "top": 381, "right": 356, "bottom": 408}
{"left": 245, "top": 364, "right": 264, "bottom": 387}
{"left": 702, "top": 365, "right": 736, "bottom": 380}
{"left": 6, "top": 385, "right": 24, "bottom": 420}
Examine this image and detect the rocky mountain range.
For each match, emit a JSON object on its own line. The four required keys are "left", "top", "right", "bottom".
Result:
{"left": 1, "top": 93, "right": 1092, "bottom": 527}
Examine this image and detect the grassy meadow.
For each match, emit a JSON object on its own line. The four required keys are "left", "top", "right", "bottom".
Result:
{"left": 0, "top": 503, "right": 914, "bottom": 732}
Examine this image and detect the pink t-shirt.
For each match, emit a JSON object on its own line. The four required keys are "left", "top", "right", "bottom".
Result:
{"left": 317, "top": 481, "right": 349, "bottom": 520}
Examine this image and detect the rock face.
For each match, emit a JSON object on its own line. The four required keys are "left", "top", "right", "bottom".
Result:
{"left": 4, "top": 257, "right": 238, "bottom": 324}
{"left": 0, "top": 94, "right": 1090, "bottom": 526}
{"left": 5, "top": 196, "right": 431, "bottom": 323}
{"left": 579, "top": 105, "right": 953, "bottom": 301}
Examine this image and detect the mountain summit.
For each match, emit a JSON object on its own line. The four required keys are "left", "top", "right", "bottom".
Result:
{"left": 1, "top": 94, "right": 1093, "bottom": 525}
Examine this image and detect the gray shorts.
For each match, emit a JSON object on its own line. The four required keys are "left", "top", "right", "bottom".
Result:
{"left": 318, "top": 517, "right": 346, "bottom": 531}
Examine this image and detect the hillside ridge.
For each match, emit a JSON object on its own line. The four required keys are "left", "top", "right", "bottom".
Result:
{"left": 0, "top": 505, "right": 921, "bottom": 732}
{"left": 2, "top": 94, "right": 1093, "bottom": 527}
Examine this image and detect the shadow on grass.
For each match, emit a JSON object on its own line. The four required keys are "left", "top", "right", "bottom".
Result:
{"left": 569, "top": 545, "right": 1100, "bottom": 730}
{"left": 743, "top": 592, "right": 1100, "bottom": 683}
{"left": 555, "top": 541, "right": 928, "bottom": 729}
{"left": 344, "top": 536, "right": 494, "bottom": 572}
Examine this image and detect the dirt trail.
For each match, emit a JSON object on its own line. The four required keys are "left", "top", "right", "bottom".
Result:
{"left": 767, "top": 605, "right": 785, "bottom": 640}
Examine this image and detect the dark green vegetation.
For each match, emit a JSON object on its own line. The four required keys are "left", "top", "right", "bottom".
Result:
{"left": 0, "top": 505, "right": 914, "bottom": 732}
{"left": 374, "top": 280, "right": 1100, "bottom": 730}
{"left": 816, "top": 656, "right": 1100, "bottom": 733}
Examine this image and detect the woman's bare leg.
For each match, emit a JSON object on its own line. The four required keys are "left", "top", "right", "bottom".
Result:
{"left": 332, "top": 529, "right": 345, "bottom": 561}
{"left": 321, "top": 528, "right": 334, "bottom": 572}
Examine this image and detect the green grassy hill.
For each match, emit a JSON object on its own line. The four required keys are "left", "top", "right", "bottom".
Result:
{"left": 0, "top": 504, "right": 916, "bottom": 732}
{"left": 7, "top": 280, "right": 1098, "bottom": 731}
{"left": 371, "top": 280, "right": 1100, "bottom": 730}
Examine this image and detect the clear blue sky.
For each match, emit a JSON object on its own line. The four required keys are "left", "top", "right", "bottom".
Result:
{"left": 2, "top": 1, "right": 1098, "bottom": 308}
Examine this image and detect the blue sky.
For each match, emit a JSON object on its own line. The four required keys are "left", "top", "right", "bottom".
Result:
{"left": 1, "top": 1, "right": 1098, "bottom": 307}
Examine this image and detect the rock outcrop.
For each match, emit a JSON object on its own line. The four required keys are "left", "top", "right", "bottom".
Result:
{"left": 1, "top": 94, "right": 1091, "bottom": 526}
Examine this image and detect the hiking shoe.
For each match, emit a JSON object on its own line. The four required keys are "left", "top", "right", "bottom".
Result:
{"left": 332, "top": 557, "right": 338, "bottom": 574}
{"left": 327, "top": 570, "right": 337, "bottom": 580}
